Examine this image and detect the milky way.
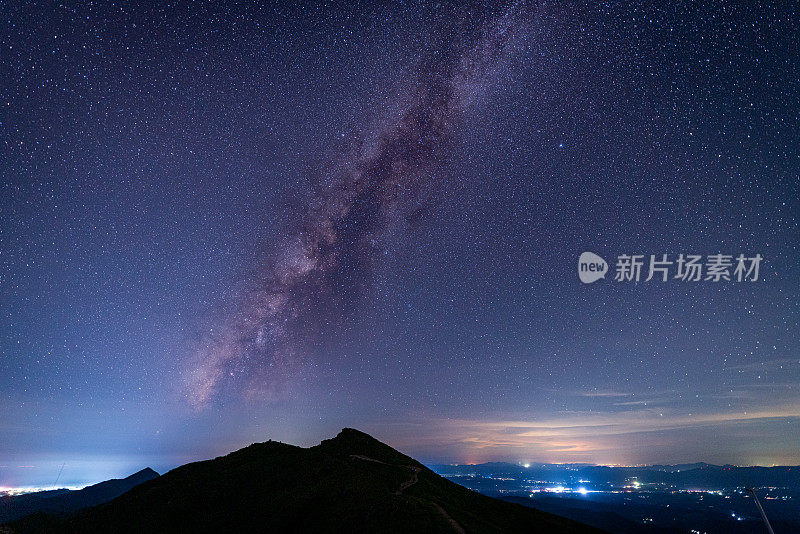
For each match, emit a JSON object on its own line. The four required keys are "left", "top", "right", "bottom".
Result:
{"left": 184, "top": 2, "right": 528, "bottom": 407}
{"left": 5, "top": 0, "right": 800, "bottom": 483}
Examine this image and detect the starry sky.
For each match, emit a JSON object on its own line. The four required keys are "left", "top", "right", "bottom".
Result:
{"left": 2, "top": 1, "right": 799, "bottom": 488}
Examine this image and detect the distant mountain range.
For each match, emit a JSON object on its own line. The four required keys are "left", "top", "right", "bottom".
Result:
{"left": 0, "top": 468, "right": 158, "bottom": 523}
{"left": 430, "top": 461, "right": 800, "bottom": 489}
{"left": 3, "top": 429, "right": 602, "bottom": 533}
{"left": 430, "top": 461, "right": 800, "bottom": 533}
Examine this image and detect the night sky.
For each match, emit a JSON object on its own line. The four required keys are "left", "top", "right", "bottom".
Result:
{"left": 2, "top": 1, "right": 799, "bottom": 488}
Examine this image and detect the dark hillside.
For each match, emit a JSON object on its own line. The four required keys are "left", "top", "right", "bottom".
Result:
{"left": 7, "top": 429, "right": 603, "bottom": 534}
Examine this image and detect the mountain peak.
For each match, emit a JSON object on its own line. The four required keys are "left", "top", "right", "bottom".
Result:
{"left": 331, "top": 427, "right": 386, "bottom": 446}
{"left": 323, "top": 427, "right": 386, "bottom": 446}
{"left": 338, "top": 426, "right": 370, "bottom": 437}
{"left": 129, "top": 467, "right": 159, "bottom": 478}
{"left": 315, "top": 428, "right": 421, "bottom": 467}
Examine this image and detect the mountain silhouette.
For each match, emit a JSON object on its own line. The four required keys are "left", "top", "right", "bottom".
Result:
{"left": 0, "top": 468, "right": 158, "bottom": 523}
{"left": 6, "top": 428, "right": 602, "bottom": 533}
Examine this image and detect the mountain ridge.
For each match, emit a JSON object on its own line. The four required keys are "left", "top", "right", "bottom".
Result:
{"left": 0, "top": 467, "right": 159, "bottom": 524}
{"left": 6, "top": 428, "right": 603, "bottom": 533}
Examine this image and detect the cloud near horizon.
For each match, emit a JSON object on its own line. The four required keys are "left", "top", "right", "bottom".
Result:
{"left": 380, "top": 400, "right": 800, "bottom": 465}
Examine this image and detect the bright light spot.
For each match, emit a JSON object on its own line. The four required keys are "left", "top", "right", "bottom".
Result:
{"left": 522, "top": 463, "right": 530, "bottom": 468}
{"left": 0, "top": 485, "right": 84, "bottom": 495}
{"left": 578, "top": 487, "right": 588, "bottom": 495}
